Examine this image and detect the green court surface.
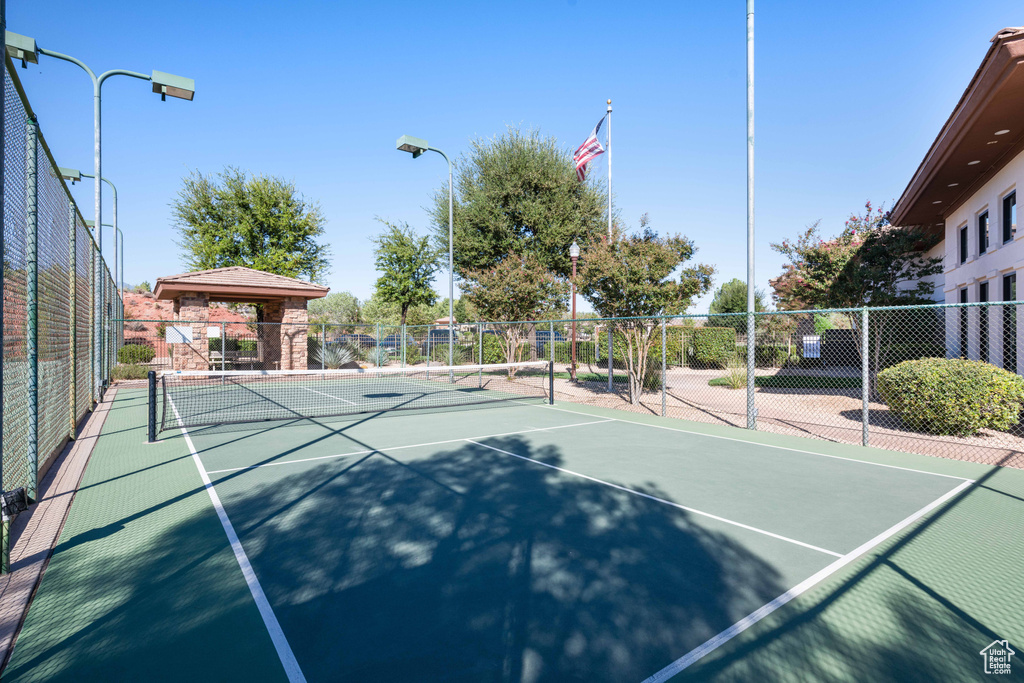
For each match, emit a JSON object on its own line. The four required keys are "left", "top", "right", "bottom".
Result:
{"left": 4, "top": 389, "right": 1023, "bottom": 682}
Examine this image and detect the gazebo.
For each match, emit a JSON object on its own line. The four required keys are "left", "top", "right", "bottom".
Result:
{"left": 154, "top": 266, "right": 329, "bottom": 371}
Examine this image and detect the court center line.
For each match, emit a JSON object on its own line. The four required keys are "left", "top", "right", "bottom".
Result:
{"left": 641, "top": 478, "right": 973, "bottom": 682}
{"left": 169, "top": 398, "right": 307, "bottom": 683}
{"left": 535, "top": 404, "right": 975, "bottom": 483}
{"left": 464, "top": 439, "right": 843, "bottom": 558}
{"left": 299, "top": 386, "right": 358, "bottom": 405}
{"left": 205, "top": 418, "right": 616, "bottom": 474}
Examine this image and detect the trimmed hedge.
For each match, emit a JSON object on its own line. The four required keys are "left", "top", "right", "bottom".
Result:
{"left": 118, "top": 343, "right": 155, "bottom": 364}
{"left": 688, "top": 327, "right": 736, "bottom": 368}
{"left": 877, "top": 358, "right": 1024, "bottom": 437}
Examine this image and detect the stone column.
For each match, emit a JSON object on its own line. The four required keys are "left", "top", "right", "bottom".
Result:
{"left": 280, "top": 297, "right": 310, "bottom": 370}
{"left": 173, "top": 291, "right": 210, "bottom": 371}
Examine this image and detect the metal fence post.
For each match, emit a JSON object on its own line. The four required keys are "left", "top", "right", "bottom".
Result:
{"left": 26, "top": 118, "right": 40, "bottom": 502}
{"left": 401, "top": 324, "right": 406, "bottom": 368}
{"left": 661, "top": 317, "right": 667, "bottom": 417}
{"left": 862, "top": 307, "right": 870, "bottom": 447}
{"left": 746, "top": 312, "right": 756, "bottom": 430}
{"left": 220, "top": 322, "right": 226, "bottom": 372}
{"left": 607, "top": 324, "right": 614, "bottom": 391}
{"left": 68, "top": 205, "right": 77, "bottom": 440}
{"left": 549, "top": 321, "right": 555, "bottom": 363}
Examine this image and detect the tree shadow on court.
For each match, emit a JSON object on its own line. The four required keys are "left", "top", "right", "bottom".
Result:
{"left": 678, "top": 456, "right": 1024, "bottom": 682}
{"left": 205, "top": 436, "right": 796, "bottom": 682}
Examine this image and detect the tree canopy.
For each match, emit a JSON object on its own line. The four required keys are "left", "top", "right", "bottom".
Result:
{"left": 708, "top": 278, "right": 767, "bottom": 333}
{"left": 429, "top": 126, "right": 610, "bottom": 280}
{"left": 769, "top": 202, "right": 942, "bottom": 309}
{"left": 171, "top": 167, "right": 331, "bottom": 283}
{"left": 308, "top": 292, "right": 362, "bottom": 326}
{"left": 370, "top": 220, "right": 441, "bottom": 326}
{"left": 576, "top": 217, "right": 714, "bottom": 403}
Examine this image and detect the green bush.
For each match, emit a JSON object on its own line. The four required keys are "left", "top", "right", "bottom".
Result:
{"left": 118, "top": 343, "right": 155, "bottom": 364}
{"left": 111, "top": 364, "right": 149, "bottom": 381}
{"left": 734, "top": 343, "right": 795, "bottom": 368}
{"left": 403, "top": 344, "right": 421, "bottom": 364}
{"left": 478, "top": 334, "right": 529, "bottom": 365}
{"left": 552, "top": 341, "right": 596, "bottom": 365}
{"left": 687, "top": 327, "right": 736, "bottom": 368}
{"left": 877, "top": 358, "right": 1024, "bottom": 437}
{"left": 430, "top": 343, "right": 472, "bottom": 365}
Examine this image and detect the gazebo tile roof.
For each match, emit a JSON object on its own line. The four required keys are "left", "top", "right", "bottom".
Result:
{"left": 154, "top": 266, "right": 329, "bottom": 302}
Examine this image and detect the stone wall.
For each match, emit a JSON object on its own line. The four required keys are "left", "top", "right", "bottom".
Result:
{"left": 171, "top": 292, "right": 210, "bottom": 371}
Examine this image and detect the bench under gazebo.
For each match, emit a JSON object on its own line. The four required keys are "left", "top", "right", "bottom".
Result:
{"left": 154, "top": 266, "right": 329, "bottom": 371}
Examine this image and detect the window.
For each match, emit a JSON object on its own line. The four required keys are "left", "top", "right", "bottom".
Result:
{"left": 980, "top": 282, "right": 990, "bottom": 363}
{"left": 960, "top": 225, "right": 969, "bottom": 263}
{"left": 979, "top": 211, "right": 989, "bottom": 253}
{"left": 1004, "top": 191, "right": 1017, "bottom": 243}
{"left": 960, "top": 289, "right": 969, "bottom": 358}
{"left": 1005, "top": 274, "right": 1018, "bottom": 374}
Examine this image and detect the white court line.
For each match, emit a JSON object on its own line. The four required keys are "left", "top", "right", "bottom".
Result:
{"left": 169, "top": 398, "right": 307, "bottom": 683}
{"left": 300, "top": 386, "right": 357, "bottom": 405}
{"left": 535, "top": 404, "right": 975, "bottom": 483}
{"left": 641, "top": 478, "right": 973, "bottom": 682}
{"left": 205, "top": 419, "right": 616, "bottom": 474}
{"left": 465, "top": 439, "right": 843, "bottom": 558}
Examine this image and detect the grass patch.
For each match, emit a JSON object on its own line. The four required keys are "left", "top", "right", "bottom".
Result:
{"left": 554, "top": 372, "right": 628, "bottom": 383}
{"left": 709, "top": 375, "right": 861, "bottom": 389}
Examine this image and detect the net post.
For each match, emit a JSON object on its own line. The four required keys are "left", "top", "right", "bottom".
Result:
{"left": 661, "top": 317, "right": 667, "bottom": 417}
{"left": 148, "top": 371, "right": 157, "bottom": 443}
{"left": 549, "top": 360, "right": 554, "bottom": 405}
{"left": 861, "top": 307, "right": 870, "bottom": 447}
{"left": 549, "top": 321, "right": 554, "bottom": 363}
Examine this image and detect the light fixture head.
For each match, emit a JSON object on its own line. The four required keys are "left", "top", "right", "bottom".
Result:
{"left": 151, "top": 70, "right": 195, "bottom": 101}
{"left": 569, "top": 241, "right": 580, "bottom": 259}
{"left": 396, "top": 135, "right": 429, "bottom": 158}
{"left": 5, "top": 31, "right": 38, "bottom": 67}
{"left": 59, "top": 167, "right": 82, "bottom": 184}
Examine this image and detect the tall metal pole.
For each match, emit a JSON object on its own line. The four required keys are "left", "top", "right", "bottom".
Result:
{"left": 448, "top": 156, "right": 454, "bottom": 365}
{"left": 0, "top": 0, "right": 8, "bottom": 575}
{"left": 26, "top": 118, "right": 39, "bottom": 502}
{"left": 606, "top": 99, "right": 613, "bottom": 240}
{"left": 571, "top": 256, "right": 578, "bottom": 381}
{"left": 745, "top": 0, "right": 757, "bottom": 431}
{"left": 94, "top": 78, "right": 103, "bottom": 400}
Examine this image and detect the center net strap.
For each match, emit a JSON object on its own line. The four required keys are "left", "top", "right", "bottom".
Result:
{"left": 159, "top": 361, "right": 552, "bottom": 431}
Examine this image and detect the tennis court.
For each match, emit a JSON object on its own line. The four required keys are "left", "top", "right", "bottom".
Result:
{"left": 5, "top": 362, "right": 1021, "bottom": 682}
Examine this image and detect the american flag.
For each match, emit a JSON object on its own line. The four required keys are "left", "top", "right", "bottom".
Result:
{"left": 573, "top": 115, "right": 607, "bottom": 182}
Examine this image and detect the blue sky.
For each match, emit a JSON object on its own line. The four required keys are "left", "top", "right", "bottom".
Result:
{"left": 9, "top": 1, "right": 1022, "bottom": 313}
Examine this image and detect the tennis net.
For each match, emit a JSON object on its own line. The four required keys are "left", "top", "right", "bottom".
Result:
{"left": 155, "top": 361, "right": 553, "bottom": 432}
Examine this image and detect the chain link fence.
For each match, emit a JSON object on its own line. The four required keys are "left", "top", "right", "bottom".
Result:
{"left": 2, "top": 56, "right": 119, "bottom": 570}
{"left": 115, "top": 301, "right": 1024, "bottom": 471}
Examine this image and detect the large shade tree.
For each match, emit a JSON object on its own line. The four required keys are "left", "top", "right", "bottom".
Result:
{"left": 708, "top": 278, "right": 767, "bottom": 334}
{"left": 428, "top": 126, "right": 610, "bottom": 280}
{"left": 172, "top": 167, "right": 331, "bottom": 283}
{"left": 577, "top": 217, "right": 715, "bottom": 403}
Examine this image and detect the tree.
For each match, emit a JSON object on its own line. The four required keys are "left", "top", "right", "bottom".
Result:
{"left": 308, "top": 292, "right": 361, "bottom": 327}
{"left": 577, "top": 217, "right": 715, "bottom": 403}
{"left": 769, "top": 201, "right": 943, "bottom": 389}
{"left": 708, "top": 278, "right": 766, "bottom": 334}
{"left": 133, "top": 281, "right": 151, "bottom": 294}
{"left": 172, "top": 167, "right": 331, "bottom": 284}
{"left": 428, "top": 126, "right": 610, "bottom": 280}
{"left": 462, "top": 252, "right": 569, "bottom": 374}
{"left": 371, "top": 220, "right": 441, "bottom": 326}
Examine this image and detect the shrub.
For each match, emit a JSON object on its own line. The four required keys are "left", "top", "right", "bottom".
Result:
{"left": 478, "top": 334, "right": 529, "bottom": 365}
{"left": 118, "top": 343, "right": 155, "bottom": 364}
{"left": 126, "top": 321, "right": 147, "bottom": 332}
{"left": 688, "top": 327, "right": 736, "bottom": 368}
{"left": 551, "top": 341, "right": 596, "bottom": 365}
{"left": 311, "top": 343, "right": 358, "bottom": 369}
{"left": 111, "top": 364, "right": 149, "bottom": 381}
{"left": 877, "top": 358, "right": 1024, "bottom": 436}
{"left": 155, "top": 321, "right": 169, "bottom": 339}
{"left": 403, "top": 344, "right": 421, "bottom": 364}
{"left": 430, "top": 343, "right": 471, "bottom": 365}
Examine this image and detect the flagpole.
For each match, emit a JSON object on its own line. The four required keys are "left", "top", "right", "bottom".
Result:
{"left": 606, "top": 99, "right": 613, "bottom": 240}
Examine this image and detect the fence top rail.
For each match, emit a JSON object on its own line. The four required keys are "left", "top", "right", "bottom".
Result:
{"left": 111, "top": 298, "right": 1020, "bottom": 331}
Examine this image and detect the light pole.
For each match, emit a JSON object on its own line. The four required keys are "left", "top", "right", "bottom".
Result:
{"left": 8, "top": 30, "right": 194, "bottom": 401}
{"left": 60, "top": 168, "right": 119, "bottom": 299}
{"left": 396, "top": 135, "right": 454, "bottom": 365}
{"left": 569, "top": 241, "right": 580, "bottom": 382}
